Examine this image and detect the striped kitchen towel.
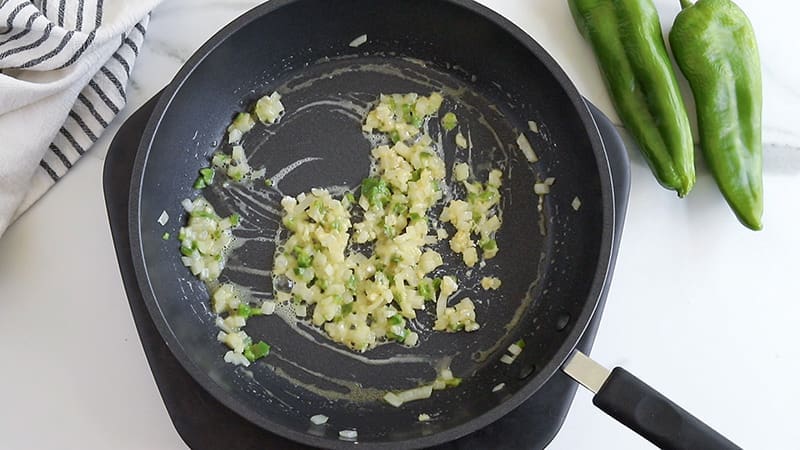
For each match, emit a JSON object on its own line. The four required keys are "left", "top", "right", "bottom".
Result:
{"left": 0, "top": 0, "right": 163, "bottom": 237}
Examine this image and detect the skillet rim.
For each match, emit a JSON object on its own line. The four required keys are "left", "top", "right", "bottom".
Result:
{"left": 128, "top": 0, "right": 616, "bottom": 447}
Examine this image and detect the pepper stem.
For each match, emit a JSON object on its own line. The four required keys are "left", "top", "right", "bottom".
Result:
{"left": 679, "top": 0, "right": 694, "bottom": 8}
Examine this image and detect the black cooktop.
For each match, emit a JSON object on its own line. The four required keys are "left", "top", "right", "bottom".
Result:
{"left": 103, "top": 94, "right": 629, "bottom": 450}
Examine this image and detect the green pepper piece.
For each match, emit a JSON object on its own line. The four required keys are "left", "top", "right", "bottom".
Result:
{"left": 568, "top": 0, "right": 695, "bottom": 197}
{"left": 199, "top": 167, "right": 215, "bottom": 185}
{"left": 162, "top": 232, "right": 170, "bottom": 240}
{"left": 441, "top": 112, "right": 458, "bottom": 131}
{"left": 344, "top": 192, "right": 356, "bottom": 207}
{"left": 192, "top": 176, "right": 207, "bottom": 190}
{"left": 670, "top": 0, "right": 763, "bottom": 230}
{"left": 236, "top": 303, "right": 261, "bottom": 319}
{"left": 480, "top": 239, "right": 497, "bottom": 251}
{"left": 341, "top": 302, "right": 354, "bottom": 316}
{"left": 401, "top": 103, "right": 414, "bottom": 124}
{"left": 293, "top": 246, "right": 313, "bottom": 268}
{"left": 387, "top": 327, "right": 408, "bottom": 342}
{"left": 418, "top": 279, "right": 435, "bottom": 301}
{"left": 388, "top": 314, "right": 404, "bottom": 326}
{"left": 361, "top": 177, "right": 391, "bottom": 209}
{"left": 244, "top": 341, "right": 271, "bottom": 362}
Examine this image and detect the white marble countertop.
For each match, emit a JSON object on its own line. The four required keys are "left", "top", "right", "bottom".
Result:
{"left": 1, "top": 1, "right": 798, "bottom": 449}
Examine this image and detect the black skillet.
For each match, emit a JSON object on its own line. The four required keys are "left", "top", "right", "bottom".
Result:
{"left": 129, "top": 0, "right": 737, "bottom": 448}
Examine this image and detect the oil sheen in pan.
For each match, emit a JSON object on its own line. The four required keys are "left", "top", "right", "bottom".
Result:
{"left": 197, "top": 55, "right": 551, "bottom": 402}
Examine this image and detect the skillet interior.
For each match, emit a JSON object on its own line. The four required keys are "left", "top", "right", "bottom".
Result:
{"left": 130, "top": 0, "right": 613, "bottom": 447}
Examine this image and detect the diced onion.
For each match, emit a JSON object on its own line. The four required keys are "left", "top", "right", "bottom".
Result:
{"left": 507, "top": 343, "right": 523, "bottom": 356}
{"left": 517, "top": 133, "right": 538, "bottom": 162}
{"left": 157, "top": 210, "right": 169, "bottom": 226}
{"left": 349, "top": 34, "right": 368, "bottom": 48}
{"left": 383, "top": 384, "right": 434, "bottom": 408}
{"left": 310, "top": 414, "right": 329, "bottom": 425}
{"left": 455, "top": 132, "right": 468, "bottom": 149}
{"left": 261, "top": 301, "right": 276, "bottom": 315}
{"left": 534, "top": 183, "right": 550, "bottom": 195}
{"left": 528, "top": 121, "right": 539, "bottom": 133}
{"left": 454, "top": 162, "right": 470, "bottom": 181}
{"left": 223, "top": 351, "right": 250, "bottom": 367}
{"left": 383, "top": 392, "right": 403, "bottom": 407}
{"left": 572, "top": 196, "right": 582, "bottom": 211}
{"left": 181, "top": 199, "right": 193, "bottom": 212}
{"left": 492, "top": 383, "right": 505, "bottom": 392}
{"left": 339, "top": 429, "right": 358, "bottom": 440}
{"left": 228, "top": 128, "right": 242, "bottom": 144}
{"left": 500, "top": 354, "right": 516, "bottom": 365}
{"left": 418, "top": 413, "right": 431, "bottom": 422}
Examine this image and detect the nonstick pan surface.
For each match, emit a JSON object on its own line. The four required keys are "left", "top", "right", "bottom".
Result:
{"left": 129, "top": 0, "right": 615, "bottom": 447}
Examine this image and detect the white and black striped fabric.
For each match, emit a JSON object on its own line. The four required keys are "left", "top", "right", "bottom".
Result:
{"left": 0, "top": 0, "right": 161, "bottom": 236}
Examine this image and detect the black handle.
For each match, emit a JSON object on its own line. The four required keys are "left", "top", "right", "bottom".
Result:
{"left": 593, "top": 368, "right": 740, "bottom": 450}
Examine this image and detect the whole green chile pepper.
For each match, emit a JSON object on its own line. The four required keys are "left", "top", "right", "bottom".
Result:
{"left": 568, "top": 0, "right": 696, "bottom": 197}
{"left": 670, "top": 0, "right": 763, "bottom": 230}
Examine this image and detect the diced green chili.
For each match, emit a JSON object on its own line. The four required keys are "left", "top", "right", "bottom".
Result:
{"left": 293, "top": 246, "right": 313, "bottom": 268}
{"left": 282, "top": 216, "right": 296, "bottom": 231}
{"left": 480, "top": 239, "right": 497, "bottom": 251}
{"left": 441, "top": 112, "right": 458, "bottom": 131}
{"left": 341, "top": 302, "right": 354, "bottom": 316}
{"left": 418, "top": 280, "right": 435, "bottom": 301}
{"left": 238, "top": 304, "right": 255, "bottom": 318}
{"left": 388, "top": 315, "right": 404, "bottom": 326}
{"left": 401, "top": 103, "right": 414, "bottom": 124}
{"left": 388, "top": 328, "right": 408, "bottom": 342}
{"left": 162, "top": 232, "right": 170, "bottom": 240}
{"left": 361, "top": 177, "right": 391, "bottom": 209}
{"left": 479, "top": 189, "right": 497, "bottom": 202}
{"left": 199, "top": 168, "right": 215, "bottom": 185}
{"left": 383, "top": 223, "right": 395, "bottom": 238}
{"left": 244, "top": 341, "right": 271, "bottom": 362}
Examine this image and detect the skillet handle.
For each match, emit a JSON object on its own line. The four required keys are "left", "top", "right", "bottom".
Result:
{"left": 564, "top": 351, "right": 740, "bottom": 450}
